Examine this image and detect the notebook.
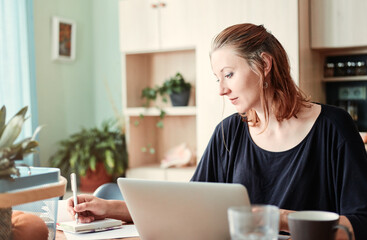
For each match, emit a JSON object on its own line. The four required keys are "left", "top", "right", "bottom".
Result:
{"left": 117, "top": 178, "right": 250, "bottom": 240}
{"left": 57, "top": 218, "right": 123, "bottom": 233}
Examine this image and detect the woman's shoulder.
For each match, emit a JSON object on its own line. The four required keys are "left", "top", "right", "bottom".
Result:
{"left": 218, "top": 113, "right": 243, "bottom": 128}
{"left": 319, "top": 103, "right": 354, "bottom": 126}
{"left": 317, "top": 103, "right": 360, "bottom": 140}
{"left": 212, "top": 113, "right": 244, "bottom": 135}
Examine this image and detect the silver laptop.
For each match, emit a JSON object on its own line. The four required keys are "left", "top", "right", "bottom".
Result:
{"left": 117, "top": 178, "right": 250, "bottom": 240}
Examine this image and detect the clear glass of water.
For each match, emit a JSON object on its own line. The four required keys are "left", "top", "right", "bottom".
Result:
{"left": 228, "top": 205, "right": 279, "bottom": 240}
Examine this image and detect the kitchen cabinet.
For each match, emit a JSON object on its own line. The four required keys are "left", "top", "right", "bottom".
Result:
{"left": 311, "top": 0, "right": 367, "bottom": 49}
{"left": 118, "top": 0, "right": 196, "bottom": 52}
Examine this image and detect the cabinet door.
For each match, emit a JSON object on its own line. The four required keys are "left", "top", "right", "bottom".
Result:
{"left": 243, "top": 0, "right": 299, "bottom": 83}
{"left": 311, "top": 0, "right": 367, "bottom": 49}
{"left": 159, "top": 0, "right": 196, "bottom": 49}
{"left": 118, "top": 0, "right": 159, "bottom": 52}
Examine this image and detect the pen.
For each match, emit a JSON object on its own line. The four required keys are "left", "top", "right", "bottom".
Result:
{"left": 70, "top": 173, "right": 79, "bottom": 224}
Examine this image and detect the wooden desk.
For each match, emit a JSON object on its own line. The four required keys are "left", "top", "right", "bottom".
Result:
{"left": 55, "top": 229, "right": 140, "bottom": 240}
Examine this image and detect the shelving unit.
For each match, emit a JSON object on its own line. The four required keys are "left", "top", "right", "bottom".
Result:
{"left": 322, "top": 76, "right": 367, "bottom": 82}
{"left": 122, "top": 48, "right": 197, "bottom": 181}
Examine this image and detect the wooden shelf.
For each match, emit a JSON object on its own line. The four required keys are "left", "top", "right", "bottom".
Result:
{"left": 0, "top": 176, "right": 66, "bottom": 208}
{"left": 126, "top": 165, "right": 196, "bottom": 182}
{"left": 125, "top": 46, "right": 196, "bottom": 55}
{"left": 322, "top": 75, "right": 367, "bottom": 82}
{"left": 125, "top": 106, "right": 196, "bottom": 116}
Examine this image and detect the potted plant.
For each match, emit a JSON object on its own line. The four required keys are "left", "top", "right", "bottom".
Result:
{"left": 0, "top": 106, "right": 40, "bottom": 239}
{"left": 141, "top": 72, "right": 191, "bottom": 108}
{"left": 161, "top": 72, "right": 191, "bottom": 107}
{"left": 49, "top": 119, "right": 128, "bottom": 192}
{"left": 139, "top": 72, "right": 191, "bottom": 128}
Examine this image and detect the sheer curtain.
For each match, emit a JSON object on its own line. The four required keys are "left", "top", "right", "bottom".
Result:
{"left": 0, "top": 0, "right": 39, "bottom": 166}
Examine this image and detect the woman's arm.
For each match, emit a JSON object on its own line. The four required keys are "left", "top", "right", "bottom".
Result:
{"left": 67, "top": 194, "right": 133, "bottom": 223}
{"left": 103, "top": 199, "right": 133, "bottom": 223}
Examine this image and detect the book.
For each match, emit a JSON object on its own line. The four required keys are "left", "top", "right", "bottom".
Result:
{"left": 57, "top": 218, "right": 123, "bottom": 233}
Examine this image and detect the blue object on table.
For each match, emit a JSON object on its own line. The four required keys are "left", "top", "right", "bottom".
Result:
{"left": 93, "top": 182, "right": 124, "bottom": 200}
{"left": 0, "top": 167, "right": 60, "bottom": 193}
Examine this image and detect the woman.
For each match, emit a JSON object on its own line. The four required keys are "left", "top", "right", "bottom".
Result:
{"left": 191, "top": 23, "right": 367, "bottom": 239}
{"left": 68, "top": 23, "right": 367, "bottom": 239}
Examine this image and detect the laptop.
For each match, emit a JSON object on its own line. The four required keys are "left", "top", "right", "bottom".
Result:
{"left": 117, "top": 178, "right": 250, "bottom": 240}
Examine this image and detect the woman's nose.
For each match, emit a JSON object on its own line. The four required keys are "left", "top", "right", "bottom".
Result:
{"left": 219, "top": 80, "right": 229, "bottom": 96}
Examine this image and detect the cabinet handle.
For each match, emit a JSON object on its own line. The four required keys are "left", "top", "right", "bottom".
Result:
{"left": 159, "top": 2, "right": 166, "bottom": 7}
{"left": 151, "top": 3, "right": 158, "bottom": 8}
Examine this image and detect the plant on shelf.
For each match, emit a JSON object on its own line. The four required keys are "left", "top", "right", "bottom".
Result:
{"left": 161, "top": 72, "right": 192, "bottom": 106}
{"left": 49, "top": 119, "right": 128, "bottom": 192}
{"left": 0, "top": 106, "right": 39, "bottom": 180}
{"left": 138, "top": 72, "right": 192, "bottom": 129}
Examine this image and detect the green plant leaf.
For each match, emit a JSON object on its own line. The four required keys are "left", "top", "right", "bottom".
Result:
{"left": 0, "top": 106, "right": 6, "bottom": 136}
{"left": 48, "top": 119, "right": 128, "bottom": 178}
{"left": 69, "top": 153, "right": 78, "bottom": 168}
{"left": 90, "top": 156, "right": 97, "bottom": 171}
{"left": 0, "top": 115, "right": 25, "bottom": 149}
{"left": 156, "top": 120, "right": 164, "bottom": 128}
{"left": 105, "top": 150, "right": 114, "bottom": 169}
{"left": 159, "top": 110, "right": 166, "bottom": 119}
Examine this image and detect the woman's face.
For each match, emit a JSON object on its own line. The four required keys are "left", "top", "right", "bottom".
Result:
{"left": 211, "top": 46, "right": 262, "bottom": 114}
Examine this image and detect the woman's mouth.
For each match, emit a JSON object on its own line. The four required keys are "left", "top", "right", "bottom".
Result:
{"left": 229, "top": 97, "right": 238, "bottom": 105}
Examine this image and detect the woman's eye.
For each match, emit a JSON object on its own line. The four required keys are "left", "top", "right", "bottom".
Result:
{"left": 225, "top": 72, "right": 233, "bottom": 79}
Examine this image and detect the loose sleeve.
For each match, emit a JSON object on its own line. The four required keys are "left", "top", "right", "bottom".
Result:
{"left": 336, "top": 138, "right": 367, "bottom": 240}
{"left": 191, "top": 124, "right": 222, "bottom": 182}
{"left": 328, "top": 107, "right": 367, "bottom": 239}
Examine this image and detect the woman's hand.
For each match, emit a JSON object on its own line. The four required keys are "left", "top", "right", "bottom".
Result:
{"left": 66, "top": 194, "right": 110, "bottom": 223}
{"left": 279, "top": 209, "right": 295, "bottom": 232}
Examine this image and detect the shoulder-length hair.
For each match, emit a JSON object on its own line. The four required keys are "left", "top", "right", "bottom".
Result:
{"left": 211, "top": 23, "right": 310, "bottom": 129}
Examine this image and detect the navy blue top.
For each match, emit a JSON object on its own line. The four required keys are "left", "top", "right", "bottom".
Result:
{"left": 191, "top": 104, "right": 367, "bottom": 239}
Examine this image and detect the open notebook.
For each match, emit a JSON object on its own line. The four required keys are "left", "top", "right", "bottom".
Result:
{"left": 57, "top": 218, "right": 123, "bottom": 233}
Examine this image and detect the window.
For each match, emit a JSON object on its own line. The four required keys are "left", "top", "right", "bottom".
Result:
{"left": 0, "top": 0, "right": 39, "bottom": 166}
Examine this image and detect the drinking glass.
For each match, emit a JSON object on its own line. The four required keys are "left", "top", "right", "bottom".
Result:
{"left": 228, "top": 205, "right": 279, "bottom": 240}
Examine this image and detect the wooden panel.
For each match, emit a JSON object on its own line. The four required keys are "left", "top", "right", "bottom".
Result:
{"left": 126, "top": 165, "right": 166, "bottom": 180}
{"left": 311, "top": 0, "right": 367, "bottom": 49}
{"left": 126, "top": 165, "right": 196, "bottom": 181}
{"left": 159, "top": 0, "right": 196, "bottom": 49}
{"left": 128, "top": 116, "right": 160, "bottom": 168}
{"left": 118, "top": 0, "right": 159, "bottom": 52}
{"left": 126, "top": 54, "right": 151, "bottom": 107}
{"left": 165, "top": 167, "right": 196, "bottom": 182}
{"left": 298, "top": 0, "right": 324, "bottom": 103}
{"left": 157, "top": 116, "right": 197, "bottom": 165}
{"left": 127, "top": 115, "right": 196, "bottom": 168}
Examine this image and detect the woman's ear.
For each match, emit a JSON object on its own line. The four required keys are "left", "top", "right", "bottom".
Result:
{"left": 261, "top": 52, "right": 272, "bottom": 77}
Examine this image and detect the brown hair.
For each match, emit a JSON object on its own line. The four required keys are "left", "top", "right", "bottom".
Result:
{"left": 211, "top": 23, "right": 310, "bottom": 129}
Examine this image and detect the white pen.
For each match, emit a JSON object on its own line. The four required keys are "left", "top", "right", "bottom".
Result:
{"left": 70, "top": 173, "right": 79, "bottom": 224}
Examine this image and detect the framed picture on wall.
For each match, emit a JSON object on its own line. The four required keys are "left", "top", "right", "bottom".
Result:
{"left": 51, "top": 17, "right": 76, "bottom": 61}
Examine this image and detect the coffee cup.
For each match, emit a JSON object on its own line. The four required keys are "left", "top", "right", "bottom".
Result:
{"left": 288, "top": 211, "right": 352, "bottom": 240}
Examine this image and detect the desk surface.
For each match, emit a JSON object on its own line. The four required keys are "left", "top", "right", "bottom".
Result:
{"left": 55, "top": 230, "right": 140, "bottom": 240}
